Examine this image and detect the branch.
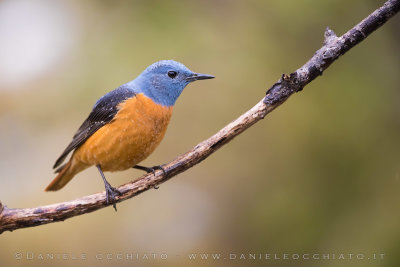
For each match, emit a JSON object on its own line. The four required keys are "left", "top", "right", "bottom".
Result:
{"left": 1, "top": 0, "right": 399, "bottom": 234}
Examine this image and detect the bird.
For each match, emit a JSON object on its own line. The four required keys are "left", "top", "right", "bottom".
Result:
{"left": 45, "top": 60, "right": 214, "bottom": 210}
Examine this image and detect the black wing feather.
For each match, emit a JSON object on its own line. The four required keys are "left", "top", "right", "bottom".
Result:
{"left": 53, "top": 86, "right": 136, "bottom": 169}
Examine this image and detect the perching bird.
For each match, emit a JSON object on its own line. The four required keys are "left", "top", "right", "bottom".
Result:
{"left": 45, "top": 60, "right": 214, "bottom": 210}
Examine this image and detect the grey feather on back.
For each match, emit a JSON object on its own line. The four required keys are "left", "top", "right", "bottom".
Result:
{"left": 53, "top": 86, "right": 136, "bottom": 169}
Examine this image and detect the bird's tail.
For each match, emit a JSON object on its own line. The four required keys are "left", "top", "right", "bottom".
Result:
{"left": 45, "top": 159, "right": 88, "bottom": 191}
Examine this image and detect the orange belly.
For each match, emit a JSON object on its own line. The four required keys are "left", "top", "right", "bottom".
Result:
{"left": 73, "top": 93, "right": 173, "bottom": 171}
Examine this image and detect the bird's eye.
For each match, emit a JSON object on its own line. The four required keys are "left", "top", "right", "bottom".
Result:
{"left": 168, "top": 71, "right": 178, "bottom": 79}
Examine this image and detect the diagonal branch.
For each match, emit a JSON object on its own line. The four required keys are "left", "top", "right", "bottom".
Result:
{"left": 1, "top": 0, "right": 399, "bottom": 234}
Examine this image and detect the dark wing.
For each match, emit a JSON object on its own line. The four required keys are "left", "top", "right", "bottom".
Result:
{"left": 53, "top": 86, "right": 136, "bottom": 169}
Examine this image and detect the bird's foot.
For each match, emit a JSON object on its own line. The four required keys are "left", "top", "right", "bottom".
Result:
{"left": 104, "top": 182, "right": 122, "bottom": 211}
{"left": 133, "top": 165, "right": 167, "bottom": 177}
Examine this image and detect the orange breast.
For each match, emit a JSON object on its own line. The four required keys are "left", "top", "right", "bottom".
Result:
{"left": 73, "top": 93, "right": 173, "bottom": 172}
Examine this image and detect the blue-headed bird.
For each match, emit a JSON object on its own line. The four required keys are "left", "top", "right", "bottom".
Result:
{"left": 45, "top": 60, "right": 214, "bottom": 210}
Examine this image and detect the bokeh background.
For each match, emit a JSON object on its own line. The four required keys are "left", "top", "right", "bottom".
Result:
{"left": 0, "top": 0, "right": 399, "bottom": 266}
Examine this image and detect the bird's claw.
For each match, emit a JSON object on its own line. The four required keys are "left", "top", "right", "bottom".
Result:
{"left": 134, "top": 165, "right": 167, "bottom": 177}
{"left": 148, "top": 165, "right": 167, "bottom": 177}
{"left": 104, "top": 183, "right": 122, "bottom": 211}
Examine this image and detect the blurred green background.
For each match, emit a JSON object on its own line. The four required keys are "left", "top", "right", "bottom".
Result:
{"left": 0, "top": 0, "right": 399, "bottom": 266}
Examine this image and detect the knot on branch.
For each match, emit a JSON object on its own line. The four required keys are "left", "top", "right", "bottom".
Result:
{"left": 324, "top": 27, "right": 338, "bottom": 45}
{"left": 264, "top": 73, "right": 302, "bottom": 105}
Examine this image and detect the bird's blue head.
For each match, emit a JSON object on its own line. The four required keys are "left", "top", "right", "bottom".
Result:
{"left": 127, "top": 60, "right": 214, "bottom": 106}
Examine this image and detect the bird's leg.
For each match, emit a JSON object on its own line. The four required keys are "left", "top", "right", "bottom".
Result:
{"left": 96, "top": 165, "right": 121, "bottom": 211}
{"left": 133, "top": 165, "right": 167, "bottom": 177}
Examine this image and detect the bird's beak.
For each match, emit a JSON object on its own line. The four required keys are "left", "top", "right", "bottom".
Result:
{"left": 186, "top": 73, "right": 215, "bottom": 82}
